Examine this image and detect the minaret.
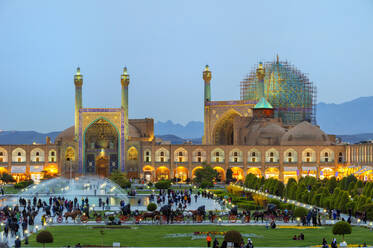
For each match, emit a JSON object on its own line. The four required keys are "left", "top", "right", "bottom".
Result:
{"left": 74, "top": 67, "right": 83, "bottom": 140}
{"left": 202, "top": 65, "right": 212, "bottom": 144}
{"left": 256, "top": 62, "right": 265, "bottom": 99}
{"left": 121, "top": 67, "right": 130, "bottom": 139}
{"left": 203, "top": 65, "right": 212, "bottom": 102}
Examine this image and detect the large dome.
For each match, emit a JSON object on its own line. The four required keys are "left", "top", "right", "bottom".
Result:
{"left": 281, "top": 121, "right": 331, "bottom": 145}
{"left": 240, "top": 57, "right": 316, "bottom": 125}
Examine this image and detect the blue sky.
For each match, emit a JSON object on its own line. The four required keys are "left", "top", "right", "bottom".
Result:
{"left": 0, "top": 0, "right": 372, "bottom": 132}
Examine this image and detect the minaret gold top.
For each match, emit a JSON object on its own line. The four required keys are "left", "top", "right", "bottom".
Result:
{"left": 256, "top": 62, "right": 265, "bottom": 81}
{"left": 74, "top": 67, "right": 83, "bottom": 86}
{"left": 121, "top": 67, "right": 130, "bottom": 87}
{"left": 203, "top": 65, "right": 211, "bottom": 82}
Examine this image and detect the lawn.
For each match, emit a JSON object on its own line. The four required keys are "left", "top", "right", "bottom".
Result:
{"left": 27, "top": 225, "right": 373, "bottom": 247}
{"left": 3, "top": 186, "right": 21, "bottom": 194}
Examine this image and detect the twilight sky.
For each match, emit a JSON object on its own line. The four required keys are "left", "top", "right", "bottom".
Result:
{"left": 0, "top": 0, "right": 372, "bottom": 132}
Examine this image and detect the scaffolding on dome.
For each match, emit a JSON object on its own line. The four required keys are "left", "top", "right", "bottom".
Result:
{"left": 240, "top": 58, "right": 317, "bottom": 125}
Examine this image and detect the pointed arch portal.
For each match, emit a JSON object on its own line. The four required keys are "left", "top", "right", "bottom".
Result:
{"left": 213, "top": 109, "right": 242, "bottom": 145}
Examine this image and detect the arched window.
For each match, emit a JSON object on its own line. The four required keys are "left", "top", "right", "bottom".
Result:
{"left": 128, "top": 147, "right": 138, "bottom": 161}
{"left": 216, "top": 152, "right": 219, "bottom": 157}
{"left": 338, "top": 152, "right": 343, "bottom": 163}
{"left": 197, "top": 151, "right": 201, "bottom": 156}
{"left": 0, "top": 152, "right": 3, "bottom": 156}
{"left": 18, "top": 152, "right": 21, "bottom": 156}
{"left": 36, "top": 152, "right": 39, "bottom": 156}
{"left": 288, "top": 152, "right": 292, "bottom": 157}
{"left": 51, "top": 151, "right": 55, "bottom": 156}
{"left": 160, "top": 151, "right": 164, "bottom": 156}
{"left": 252, "top": 152, "right": 256, "bottom": 157}
{"left": 179, "top": 151, "right": 183, "bottom": 156}
{"left": 144, "top": 150, "right": 151, "bottom": 162}
{"left": 266, "top": 149, "right": 279, "bottom": 163}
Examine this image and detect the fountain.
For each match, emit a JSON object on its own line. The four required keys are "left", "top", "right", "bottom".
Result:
{"left": 21, "top": 176, "right": 127, "bottom": 197}
{"left": 0, "top": 176, "right": 129, "bottom": 207}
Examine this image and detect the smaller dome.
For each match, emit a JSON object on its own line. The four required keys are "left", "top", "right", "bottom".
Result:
{"left": 256, "top": 123, "right": 286, "bottom": 145}
{"left": 281, "top": 121, "right": 331, "bottom": 145}
{"left": 55, "top": 126, "right": 75, "bottom": 143}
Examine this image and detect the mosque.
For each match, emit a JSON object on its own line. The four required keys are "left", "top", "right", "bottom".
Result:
{"left": 0, "top": 57, "right": 372, "bottom": 183}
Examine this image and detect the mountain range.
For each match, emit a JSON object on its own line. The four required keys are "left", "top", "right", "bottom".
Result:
{"left": 1, "top": 96, "right": 373, "bottom": 144}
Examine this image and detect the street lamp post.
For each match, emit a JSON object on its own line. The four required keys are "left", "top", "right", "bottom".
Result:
{"left": 69, "top": 161, "right": 73, "bottom": 181}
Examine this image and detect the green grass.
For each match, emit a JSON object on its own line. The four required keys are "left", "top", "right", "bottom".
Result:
{"left": 3, "top": 186, "right": 21, "bottom": 194}
{"left": 26, "top": 225, "right": 373, "bottom": 247}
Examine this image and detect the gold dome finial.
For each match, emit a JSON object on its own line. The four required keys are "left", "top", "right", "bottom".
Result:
{"left": 76, "top": 67, "right": 81, "bottom": 75}
{"left": 203, "top": 65, "right": 211, "bottom": 82}
{"left": 123, "top": 66, "right": 128, "bottom": 75}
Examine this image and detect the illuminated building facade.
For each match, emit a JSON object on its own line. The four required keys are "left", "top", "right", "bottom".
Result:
{"left": 0, "top": 57, "right": 372, "bottom": 182}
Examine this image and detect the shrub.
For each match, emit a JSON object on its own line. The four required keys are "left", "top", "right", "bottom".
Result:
{"left": 280, "top": 203, "right": 294, "bottom": 211}
{"left": 294, "top": 207, "right": 308, "bottom": 218}
{"left": 155, "top": 180, "right": 171, "bottom": 189}
{"left": 332, "top": 221, "right": 352, "bottom": 241}
{"left": 268, "top": 199, "right": 281, "bottom": 207}
{"left": 36, "top": 231, "right": 53, "bottom": 247}
{"left": 224, "top": 230, "right": 243, "bottom": 247}
{"left": 14, "top": 180, "right": 33, "bottom": 189}
{"left": 147, "top": 202, "right": 157, "bottom": 212}
{"left": 237, "top": 202, "right": 258, "bottom": 211}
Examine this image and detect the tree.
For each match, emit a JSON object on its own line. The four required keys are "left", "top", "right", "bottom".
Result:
{"left": 155, "top": 180, "right": 171, "bottom": 189}
{"left": 332, "top": 221, "right": 352, "bottom": 241}
{"left": 193, "top": 166, "right": 218, "bottom": 188}
{"left": 0, "top": 172, "right": 15, "bottom": 183}
{"left": 36, "top": 231, "right": 53, "bottom": 248}
{"left": 294, "top": 207, "right": 308, "bottom": 218}
{"left": 226, "top": 168, "right": 233, "bottom": 184}
{"left": 147, "top": 203, "right": 157, "bottom": 212}
{"left": 109, "top": 171, "right": 131, "bottom": 188}
{"left": 224, "top": 230, "right": 243, "bottom": 248}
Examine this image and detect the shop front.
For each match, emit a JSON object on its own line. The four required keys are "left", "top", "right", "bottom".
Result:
{"left": 283, "top": 167, "right": 298, "bottom": 183}
{"left": 301, "top": 166, "right": 317, "bottom": 178}
{"left": 30, "top": 165, "right": 44, "bottom": 183}
{"left": 11, "top": 166, "right": 27, "bottom": 182}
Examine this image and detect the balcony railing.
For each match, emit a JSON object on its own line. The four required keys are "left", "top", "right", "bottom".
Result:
{"left": 11, "top": 162, "right": 27, "bottom": 164}
{"left": 31, "top": 161, "right": 45, "bottom": 164}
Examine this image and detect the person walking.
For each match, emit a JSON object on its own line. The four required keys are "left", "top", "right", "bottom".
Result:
{"left": 213, "top": 238, "right": 219, "bottom": 248}
{"left": 331, "top": 238, "right": 337, "bottom": 248}
{"left": 15, "top": 237, "right": 21, "bottom": 248}
{"left": 246, "top": 238, "right": 254, "bottom": 248}
{"left": 206, "top": 233, "right": 212, "bottom": 247}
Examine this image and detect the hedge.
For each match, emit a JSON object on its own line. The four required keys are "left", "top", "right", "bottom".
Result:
{"left": 14, "top": 180, "right": 33, "bottom": 189}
